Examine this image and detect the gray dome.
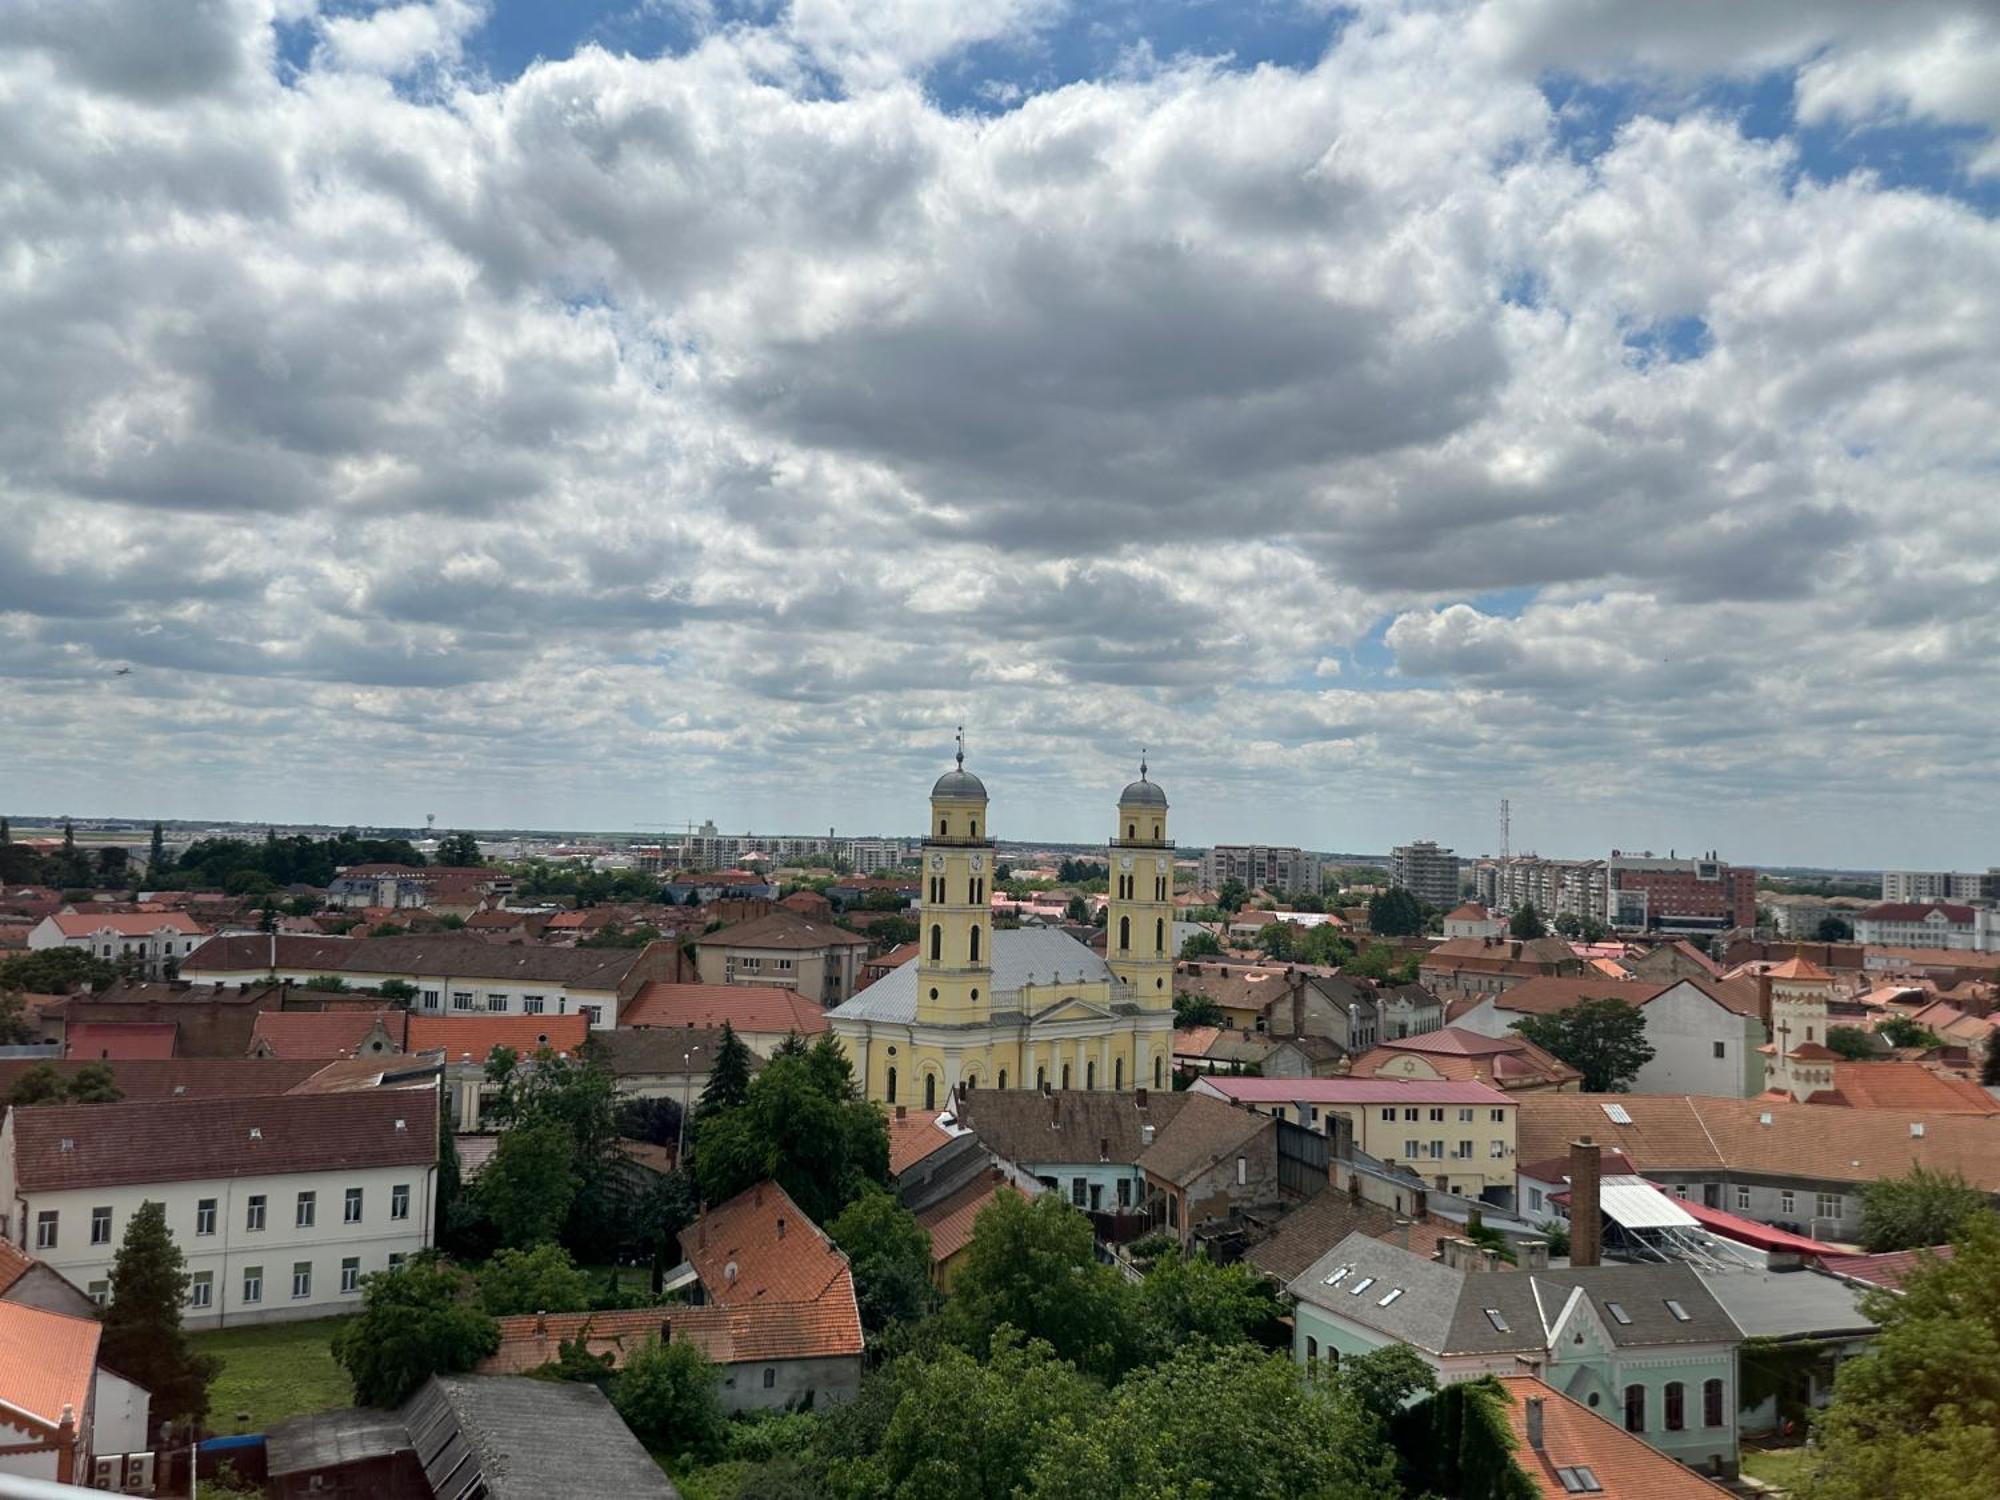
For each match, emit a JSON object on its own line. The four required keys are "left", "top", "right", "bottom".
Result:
{"left": 932, "top": 768, "right": 988, "bottom": 800}
{"left": 1119, "top": 778, "right": 1167, "bottom": 806}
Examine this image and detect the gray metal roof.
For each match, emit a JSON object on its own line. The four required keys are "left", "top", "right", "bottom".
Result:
{"left": 931, "top": 768, "right": 988, "bottom": 799}
{"left": 829, "top": 927, "right": 1113, "bottom": 1024}
{"left": 265, "top": 1406, "right": 411, "bottom": 1478}
{"left": 1534, "top": 1261, "right": 1738, "bottom": 1348}
{"left": 407, "top": 1375, "right": 679, "bottom": 1500}
{"left": 1290, "top": 1232, "right": 1512, "bottom": 1356}
{"left": 1119, "top": 778, "right": 1168, "bottom": 807}
{"left": 1693, "top": 1267, "right": 1878, "bottom": 1341}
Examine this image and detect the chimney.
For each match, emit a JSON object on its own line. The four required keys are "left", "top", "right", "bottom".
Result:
{"left": 777, "top": 1216, "right": 787, "bottom": 1239}
{"left": 534, "top": 1310, "right": 547, "bottom": 1336}
{"left": 1517, "top": 1238, "right": 1550, "bottom": 1272}
{"left": 1290, "top": 971, "right": 1306, "bottom": 1039}
{"left": 896, "top": 1104, "right": 907, "bottom": 1121}
{"left": 1757, "top": 972, "right": 1774, "bottom": 1035}
{"left": 1525, "top": 1395, "right": 1545, "bottom": 1453}
{"left": 1568, "top": 1137, "right": 1603, "bottom": 1268}
{"left": 660, "top": 1317, "right": 673, "bottom": 1342}
{"left": 1135, "top": 1086, "right": 1149, "bottom": 1108}
{"left": 1393, "top": 1217, "right": 1411, "bottom": 1250}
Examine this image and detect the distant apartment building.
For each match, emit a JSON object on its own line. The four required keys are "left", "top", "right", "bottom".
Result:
{"left": 1853, "top": 902, "right": 2000, "bottom": 953}
{"left": 1762, "top": 893, "right": 1871, "bottom": 939}
{"left": 1389, "top": 841, "right": 1462, "bottom": 909}
{"left": 1882, "top": 869, "right": 1999, "bottom": 903}
{"left": 1473, "top": 857, "right": 1607, "bottom": 924}
{"left": 663, "top": 821, "right": 911, "bottom": 873}
{"left": 325, "top": 865, "right": 515, "bottom": 913}
{"left": 1199, "top": 844, "right": 1321, "bottom": 895}
{"left": 845, "top": 838, "right": 915, "bottom": 874}
{"left": 1607, "top": 852, "right": 1756, "bottom": 935}
{"left": 692, "top": 910, "right": 868, "bottom": 1006}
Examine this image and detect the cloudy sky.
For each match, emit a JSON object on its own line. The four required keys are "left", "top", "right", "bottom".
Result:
{"left": 4, "top": 0, "right": 1998, "bottom": 865}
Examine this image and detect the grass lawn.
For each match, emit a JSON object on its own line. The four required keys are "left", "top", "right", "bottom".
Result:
{"left": 192, "top": 1316, "right": 356, "bottom": 1434}
{"left": 1741, "top": 1445, "right": 1816, "bottom": 1495}
{"left": 580, "top": 1262, "right": 657, "bottom": 1295}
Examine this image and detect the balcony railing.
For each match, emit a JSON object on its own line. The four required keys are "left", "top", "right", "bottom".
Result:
{"left": 1107, "top": 838, "right": 1176, "bottom": 849}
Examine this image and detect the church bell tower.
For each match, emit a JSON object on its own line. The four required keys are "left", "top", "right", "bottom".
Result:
{"left": 916, "top": 729, "right": 994, "bottom": 1026}
{"left": 1106, "top": 755, "right": 1173, "bottom": 1010}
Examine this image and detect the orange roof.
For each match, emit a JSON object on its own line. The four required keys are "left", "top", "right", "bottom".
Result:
{"left": 684, "top": 1180, "right": 852, "bottom": 1307}
{"left": 480, "top": 1297, "right": 863, "bottom": 1375}
{"left": 1827, "top": 1062, "right": 2000, "bottom": 1114}
{"left": 620, "top": 982, "right": 827, "bottom": 1036}
{"left": 50, "top": 911, "right": 205, "bottom": 938}
{"left": 1444, "top": 902, "right": 1491, "bottom": 921}
{"left": 0, "top": 1239, "right": 35, "bottom": 1297}
{"left": 249, "top": 1010, "right": 407, "bottom": 1060}
{"left": 917, "top": 1175, "right": 1021, "bottom": 1265}
{"left": 0, "top": 1302, "right": 101, "bottom": 1434}
{"left": 65, "top": 1021, "right": 178, "bottom": 1059}
{"left": 1768, "top": 953, "right": 1834, "bottom": 981}
{"left": 405, "top": 1012, "right": 589, "bottom": 1061}
{"left": 886, "top": 1107, "right": 956, "bottom": 1175}
{"left": 1491, "top": 1376, "right": 1732, "bottom": 1499}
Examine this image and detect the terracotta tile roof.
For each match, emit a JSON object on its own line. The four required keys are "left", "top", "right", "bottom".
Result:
{"left": 1444, "top": 903, "right": 1491, "bottom": 921}
{"left": 1172, "top": 1025, "right": 1224, "bottom": 1055}
{"left": 672, "top": 1181, "right": 864, "bottom": 1362}
{"left": 64, "top": 1021, "right": 178, "bottom": 1059}
{"left": 620, "top": 982, "right": 827, "bottom": 1036}
{"left": 1860, "top": 902, "right": 1977, "bottom": 924}
{"left": 1491, "top": 1375, "right": 1733, "bottom": 1499}
{"left": 1483, "top": 976, "right": 1665, "bottom": 1016}
{"left": 1826, "top": 1062, "right": 2000, "bottom": 1114}
{"left": 916, "top": 1174, "right": 1021, "bottom": 1265}
{"left": 250, "top": 1009, "right": 409, "bottom": 1060}
{"left": 695, "top": 911, "right": 867, "bottom": 951}
{"left": 1138, "top": 1092, "right": 1276, "bottom": 1185}
{"left": 1767, "top": 953, "right": 1834, "bottom": 981}
{"left": 1817, "top": 1244, "right": 1956, "bottom": 1292}
{"left": 406, "top": 1012, "right": 589, "bottom": 1061}
{"left": 182, "top": 933, "right": 357, "bottom": 973}
{"left": 0, "top": 1239, "right": 35, "bottom": 1296}
{"left": 1245, "top": 1185, "right": 1456, "bottom": 1283}
{"left": 1348, "top": 1030, "right": 1581, "bottom": 1091}
{"left": 1195, "top": 1076, "right": 1512, "bottom": 1106}
{"left": 1517, "top": 1151, "right": 1638, "bottom": 1183}
{"left": 886, "top": 1108, "right": 956, "bottom": 1175}
{"left": 11, "top": 1090, "right": 436, "bottom": 1192}
{"left": 480, "top": 1294, "right": 865, "bottom": 1376}
{"left": 1515, "top": 1093, "right": 2000, "bottom": 1190}
{"left": 0, "top": 1302, "right": 100, "bottom": 1434}
{"left": 0, "top": 1056, "right": 324, "bottom": 1103}
{"left": 288, "top": 1051, "right": 446, "bottom": 1095}
{"left": 49, "top": 911, "right": 205, "bottom": 938}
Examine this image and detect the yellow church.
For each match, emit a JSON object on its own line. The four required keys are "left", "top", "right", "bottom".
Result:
{"left": 828, "top": 741, "right": 1177, "bottom": 1107}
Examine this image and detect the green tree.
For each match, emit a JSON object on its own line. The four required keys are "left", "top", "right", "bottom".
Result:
{"left": 1065, "top": 894, "right": 1089, "bottom": 923}
{"left": 65, "top": 1060, "right": 123, "bottom": 1103}
{"left": 1826, "top": 1025, "right": 1879, "bottom": 1061}
{"left": 435, "top": 831, "right": 485, "bottom": 866}
{"left": 1798, "top": 1212, "right": 2000, "bottom": 1500}
{"left": 614, "top": 1337, "right": 725, "bottom": 1459}
{"left": 1297, "top": 923, "right": 1354, "bottom": 968}
{"left": 6, "top": 1063, "right": 70, "bottom": 1106}
{"left": 878, "top": 1333, "right": 1102, "bottom": 1500}
{"left": 1816, "top": 915, "right": 1856, "bottom": 942}
{"left": 1216, "top": 878, "right": 1248, "bottom": 914}
{"left": 1508, "top": 902, "right": 1548, "bottom": 940}
{"left": 1132, "top": 1249, "right": 1283, "bottom": 1360}
{"left": 479, "top": 1121, "right": 578, "bottom": 1248}
{"left": 945, "top": 1192, "right": 1134, "bottom": 1379}
{"left": 1172, "top": 990, "right": 1225, "bottom": 1029}
{"left": 1031, "top": 1342, "right": 1401, "bottom": 1500}
{"left": 100, "top": 1201, "right": 220, "bottom": 1425}
{"left": 1877, "top": 1014, "right": 1944, "bottom": 1050}
{"left": 332, "top": 1254, "right": 499, "bottom": 1407}
{"left": 0, "top": 946, "right": 118, "bottom": 995}
{"left": 1860, "top": 1166, "right": 1989, "bottom": 1253}
{"left": 0, "top": 990, "right": 34, "bottom": 1046}
{"left": 1342, "top": 1342, "right": 1440, "bottom": 1426}
{"left": 699, "top": 1021, "right": 755, "bottom": 1114}
{"left": 1984, "top": 1036, "right": 2000, "bottom": 1089}
{"left": 828, "top": 1186, "right": 935, "bottom": 1331}
{"left": 1254, "top": 921, "right": 1296, "bottom": 961}
{"left": 1511, "top": 997, "right": 1654, "bottom": 1092}
{"left": 693, "top": 1038, "right": 889, "bottom": 1225}
{"left": 476, "top": 1243, "right": 596, "bottom": 1316}
{"left": 1368, "top": 888, "right": 1426, "bottom": 937}
{"left": 1178, "top": 930, "right": 1222, "bottom": 959}
{"left": 148, "top": 821, "right": 166, "bottom": 873}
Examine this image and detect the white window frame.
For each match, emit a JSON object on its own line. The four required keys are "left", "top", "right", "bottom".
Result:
{"left": 344, "top": 1187, "right": 364, "bottom": 1224}
{"left": 292, "top": 1262, "right": 313, "bottom": 1299}
{"left": 243, "top": 1267, "right": 263, "bottom": 1304}
{"left": 297, "top": 1191, "right": 316, "bottom": 1229}
{"left": 391, "top": 1184, "right": 411, "bottom": 1221}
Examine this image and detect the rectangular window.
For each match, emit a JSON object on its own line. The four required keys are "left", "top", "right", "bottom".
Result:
{"left": 391, "top": 1184, "right": 411, "bottom": 1221}
{"left": 189, "top": 1272, "right": 213, "bottom": 1310}
{"left": 243, "top": 1267, "right": 263, "bottom": 1304}
{"left": 1403, "top": 1107, "right": 1419, "bottom": 1121}
{"left": 345, "top": 1187, "right": 363, "bottom": 1224}
{"left": 1380, "top": 1108, "right": 1396, "bottom": 1122}
{"left": 297, "top": 1191, "right": 316, "bottom": 1229}
{"left": 1117, "top": 1178, "right": 1132, "bottom": 1208}
{"left": 35, "top": 1211, "right": 56, "bottom": 1250}
{"left": 1713, "top": 1041, "right": 1727, "bottom": 1059}
{"left": 1491, "top": 1109, "right": 1507, "bottom": 1123}
{"left": 1455, "top": 1140, "right": 1473, "bottom": 1158}
{"left": 1072, "top": 1177, "right": 1087, "bottom": 1206}
{"left": 1404, "top": 1140, "right": 1420, "bottom": 1159}
{"left": 452, "top": 991, "right": 474, "bottom": 1010}
{"left": 1816, "top": 1192, "right": 1842, "bottom": 1221}
{"left": 196, "top": 1198, "right": 217, "bottom": 1236}
{"left": 486, "top": 993, "right": 508, "bottom": 1011}
{"left": 1490, "top": 1140, "right": 1506, "bottom": 1158}
{"left": 91, "top": 1206, "right": 112, "bottom": 1245}
{"left": 292, "top": 1262, "right": 313, "bottom": 1299}
{"left": 421, "top": 989, "right": 441, "bottom": 1008}
{"left": 1736, "top": 1185, "right": 1751, "bottom": 1212}
{"left": 1458, "top": 1108, "right": 1474, "bottom": 1123}
{"left": 1236, "top": 1155, "right": 1248, "bottom": 1185}
{"left": 246, "top": 1194, "right": 267, "bottom": 1231}
{"left": 88, "top": 1281, "right": 109, "bottom": 1306}
{"left": 388, "top": 1253, "right": 406, "bottom": 1271}
{"left": 580, "top": 1004, "right": 602, "bottom": 1026}
{"left": 1429, "top": 1107, "right": 1445, "bottom": 1123}
{"left": 1780, "top": 1190, "right": 1796, "bottom": 1216}
{"left": 341, "top": 1257, "right": 361, "bottom": 1294}
{"left": 1427, "top": 1140, "right": 1444, "bottom": 1159}
{"left": 523, "top": 996, "right": 544, "bottom": 1015}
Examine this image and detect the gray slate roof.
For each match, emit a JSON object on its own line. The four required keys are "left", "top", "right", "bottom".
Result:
{"left": 956, "top": 1088, "right": 1191, "bottom": 1168}
{"left": 1292, "top": 1232, "right": 1500, "bottom": 1355}
{"left": 1693, "top": 1267, "right": 1878, "bottom": 1341}
{"left": 829, "top": 927, "right": 1114, "bottom": 1023}
{"left": 406, "top": 1375, "right": 678, "bottom": 1500}
{"left": 1535, "top": 1260, "right": 1739, "bottom": 1349}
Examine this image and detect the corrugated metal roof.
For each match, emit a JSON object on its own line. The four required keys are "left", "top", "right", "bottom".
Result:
{"left": 1595, "top": 1174, "right": 1698, "bottom": 1231}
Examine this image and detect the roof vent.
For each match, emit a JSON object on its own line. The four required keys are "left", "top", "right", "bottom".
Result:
{"left": 395, "top": 1119, "right": 407, "bottom": 1131}
{"left": 1757, "top": 1111, "right": 1772, "bottom": 1126}
{"left": 59, "top": 1138, "right": 75, "bottom": 1152}
{"left": 1910, "top": 1122, "right": 1925, "bottom": 1138}
{"left": 724, "top": 1261, "right": 739, "bottom": 1283}
{"left": 249, "top": 1127, "right": 263, "bottom": 1139}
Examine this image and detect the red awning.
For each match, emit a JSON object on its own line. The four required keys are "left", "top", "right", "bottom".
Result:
{"left": 1677, "top": 1198, "right": 1839, "bottom": 1254}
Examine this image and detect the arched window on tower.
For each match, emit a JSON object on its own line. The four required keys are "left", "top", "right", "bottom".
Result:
{"left": 885, "top": 1066, "right": 897, "bottom": 1104}
{"left": 939, "top": 818, "right": 948, "bottom": 836}
{"left": 1155, "top": 917, "right": 1165, "bottom": 954}
{"left": 1127, "top": 822, "right": 1136, "bottom": 840}
{"left": 969, "top": 926, "right": 982, "bottom": 962}
{"left": 998, "top": 1069, "right": 1008, "bottom": 1090}
{"left": 929, "top": 925, "right": 942, "bottom": 962}
{"left": 970, "top": 819, "right": 978, "bottom": 838}
{"left": 924, "top": 1074, "right": 937, "bottom": 1109}
{"left": 1115, "top": 1057, "right": 1124, "bottom": 1090}
{"left": 1119, "top": 916, "right": 1130, "bottom": 952}
{"left": 1153, "top": 822, "right": 1161, "bottom": 840}
{"left": 1154, "top": 1056, "right": 1163, "bottom": 1089}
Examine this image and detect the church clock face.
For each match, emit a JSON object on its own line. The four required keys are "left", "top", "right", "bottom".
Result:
{"left": 929, "top": 855, "right": 945, "bottom": 871}
{"left": 970, "top": 855, "right": 984, "bottom": 873}
{"left": 1155, "top": 858, "right": 1168, "bottom": 873}
{"left": 1119, "top": 855, "right": 1134, "bottom": 871}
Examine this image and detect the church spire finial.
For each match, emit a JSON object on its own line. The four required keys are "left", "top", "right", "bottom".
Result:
{"left": 1139, "top": 747, "right": 1148, "bottom": 781}
{"left": 955, "top": 725, "right": 964, "bottom": 770}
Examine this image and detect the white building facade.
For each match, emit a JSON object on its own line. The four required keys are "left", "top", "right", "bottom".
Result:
{"left": 27, "top": 912, "right": 209, "bottom": 980}
{"left": 1, "top": 1090, "right": 436, "bottom": 1329}
{"left": 1853, "top": 903, "right": 1999, "bottom": 953}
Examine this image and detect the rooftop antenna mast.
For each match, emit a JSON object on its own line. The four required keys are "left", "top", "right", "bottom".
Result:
{"left": 1499, "top": 798, "right": 1511, "bottom": 862}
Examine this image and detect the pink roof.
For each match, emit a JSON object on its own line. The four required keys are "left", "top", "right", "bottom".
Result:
{"left": 1677, "top": 1199, "right": 1838, "bottom": 1254}
{"left": 51, "top": 911, "right": 205, "bottom": 937}
{"left": 65, "top": 1021, "right": 177, "bottom": 1060}
{"left": 1194, "top": 1075, "right": 1512, "bottom": 1106}
{"left": 621, "top": 982, "right": 827, "bottom": 1036}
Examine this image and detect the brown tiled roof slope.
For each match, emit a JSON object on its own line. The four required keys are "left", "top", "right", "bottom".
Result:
{"left": 12, "top": 1090, "right": 436, "bottom": 1192}
{"left": 955, "top": 1088, "right": 1192, "bottom": 1167}
{"left": 1138, "top": 1092, "right": 1274, "bottom": 1185}
{"left": 694, "top": 911, "right": 867, "bottom": 951}
{"left": 1493, "top": 1375, "right": 1733, "bottom": 1499}
{"left": 0, "top": 1057, "right": 323, "bottom": 1102}
{"left": 250, "top": 1009, "right": 408, "bottom": 1059}
{"left": 1245, "top": 1185, "right": 1457, "bottom": 1284}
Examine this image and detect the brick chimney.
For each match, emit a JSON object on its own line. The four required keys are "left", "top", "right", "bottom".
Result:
{"left": 1135, "top": 1086, "right": 1149, "bottom": 1109}
{"left": 1525, "top": 1395, "right": 1545, "bottom": 1452}
{"left": 1568, "top": 1137, "right": 1602, "bottom": 1268}
{"left": 896, "top": 1104, "right": 907, "bottom": 1121}
{"left": 1757, "top": 971, "right": 1774, "bottom": 1036}
{"left": 1289, "top": 971, "right": 1306, "bottom": 1039}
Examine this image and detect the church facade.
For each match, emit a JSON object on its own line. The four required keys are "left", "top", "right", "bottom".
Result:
{"left": 827, "top": 746, "right": 1177, "bottom": 1107}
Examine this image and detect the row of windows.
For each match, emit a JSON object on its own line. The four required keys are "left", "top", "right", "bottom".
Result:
{"left": 885, "top": 1055, "right": 1170, "bottom": 1108}
{"left": 38, "top": 1184, "right": 412, "bottom": 1251}
{"left": 92, "top": 1252, "right": 410, "bottom": 1310}
{"left": 1378, "top": 1106, "right": 1510, "bottom": 1124}
{"left": 423, "top": 990, "right": 602, "bottom": 1022}
{"left": 1625, "top": 1379, "right": 1728, "bottom": 1434}
{"left": 927, "top": 924, "right": 983, "bottom": 963}
{"left": 1400, "top": 1139, "right": 1506, "bottom": 1161}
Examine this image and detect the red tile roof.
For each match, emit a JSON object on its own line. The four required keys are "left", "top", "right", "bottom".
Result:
{"left": 0, "top": 1056, "right": 325, "bottom": 1102}
{"left": 0, "top": 1239, "right": 36, "bottom": 1297}
{"left": 10, "top": 1090, "right": 436, "bottom": 1192}
{"left": 1444, "top": 902, "right": 1491, "bottom": 921}
{"left": 675, "top": 1181, "right": 864, "bottom": 1361}
{"left": 249, "top": 1010, "right": 408, "bottom": 1060}
{"left": 63, "top": 1021, "right": 178, "bottom": 1060}
{"left": 1349, "top": 1029, "right": 1581, "bottom": 1091}
{"left": 49, "top": 911, "right": 205, "bottom": 938}
{"left": 1194, "top": 1075, "right": 1511, "bottom": 1106}
{"left": 694, "top": 911, "right": 867, "bottom": 951}
{"left": 480, "top": 1297, "right": 864, "bottom": 1375}
{"left": 620, "top": 982, "right": 827, "bottom": 1036}
{"left": 1484, "top": 976, "right": 1666, "bottom": 1015}
{"left": 1860, "top": 903, "right": 1977, "bottom": 924}
{"left": 0, "top": 1302, "right": 100, "bottom": 1435}
{"left": 1767, "top": 953, "right": 1834, "bottom": 981}
{"left": 1491, "top": 1376, "right": 1733, "bottom": 1499}
{"left": 406, "top": 1012, "right": 589, "bottom": 1061}
{"left": 886, "top": 1108, "right": 956, "bottom": 1175}
{"left": 1826, "top": 1062, "right": 2000, "bottom": 1114}
{"left": 917, "top": 1175, "right": 1021, "bottom": 1266}
{"left": 1817, "top": 1244, "right": 1956, "bottom": 1292}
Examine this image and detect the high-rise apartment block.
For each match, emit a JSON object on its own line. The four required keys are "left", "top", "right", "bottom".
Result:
{"left": 1389, "top": 840, "right": 1463, "bottom": 909}
{"left": 1199, "top": 844, "right": 1322, "bottom": 895}
{"left": 1881, "top": 869, "right": 1998, "bottom": 903}
{"left": 1605, "top": 851, "right": 1756, "bottom": 935}
{"left": 1472, "top": 857, "right": 1606, "bottom": 924}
